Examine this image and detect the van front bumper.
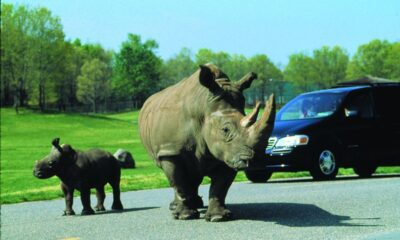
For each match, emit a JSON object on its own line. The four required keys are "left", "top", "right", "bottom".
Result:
{"left": 248, "top": 146, "right": 312, "bottom": 172}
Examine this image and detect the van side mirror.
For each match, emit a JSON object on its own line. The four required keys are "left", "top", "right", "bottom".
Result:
{"left": 345, "top": 109, "right": 359, "bottom": 118}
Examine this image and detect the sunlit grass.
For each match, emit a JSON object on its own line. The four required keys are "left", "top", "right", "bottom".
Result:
{"left": 1, "top": 108, "right": 399, "bottom": 204}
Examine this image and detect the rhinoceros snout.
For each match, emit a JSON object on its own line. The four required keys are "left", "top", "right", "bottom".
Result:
{"left": 33, "top": 166, "right": 45, "bottom": 178}
{"left": 233, "top": 160, "right": 248, "bottom": 170}
{"left": 33, "top": 169, "right": 44, "bottom": 178}
{"left": 33, "top": 161, "right": 54, "bottom": 179}
{"left": 33, "top": 168, "right": 53, "bottom": 179}
{"left": 230, "top": 155, "right": 250, "bottom": 170}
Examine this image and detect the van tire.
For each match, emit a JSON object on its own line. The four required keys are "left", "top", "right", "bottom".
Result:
{"left": 245, "top": 170, "right": 273, "bottom": 183}
{"left": 310, "top": 147, "right": 339, "bottom": 180}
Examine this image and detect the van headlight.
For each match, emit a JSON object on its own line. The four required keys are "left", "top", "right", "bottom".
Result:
{"left": 274, "top": 135, "right": 309, "bottom": 148}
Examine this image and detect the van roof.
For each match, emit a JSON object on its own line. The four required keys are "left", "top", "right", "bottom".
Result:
{"left": 303, "top": 85, "right": 369, "bottom": 95}
{"left": 335, "top": 75, "right": 399, "bottom": 87}
{"left": 302, "top": 76, "right": 400, "bottom": 96}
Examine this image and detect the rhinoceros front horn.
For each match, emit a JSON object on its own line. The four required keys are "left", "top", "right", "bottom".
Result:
{"left": 249, "top": 94, "right": 276, "bottom": 146}
{"left": 241, "top": 102, "right": 261, "bottom": 128}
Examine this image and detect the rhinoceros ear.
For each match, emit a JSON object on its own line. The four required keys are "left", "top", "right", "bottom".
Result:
{"left": 199, "top": 65, "right": 221, "bottom": 92}
{"left": 51, "top": 138, "right": 63, "bottom": 153}
{"left": 235, "top": 72, "right": 257, "bottom": 91}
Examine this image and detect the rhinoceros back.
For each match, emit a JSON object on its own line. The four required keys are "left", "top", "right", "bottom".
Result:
{"left": 139, "top": 77, "right": 201, "bottom": 164}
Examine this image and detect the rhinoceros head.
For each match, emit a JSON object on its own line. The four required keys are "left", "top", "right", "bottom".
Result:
{"left": 198, "top": 64, "right": 275, "bottom": 170}
{"left": 33, "top": 138, "right": 77, "bottom": 179}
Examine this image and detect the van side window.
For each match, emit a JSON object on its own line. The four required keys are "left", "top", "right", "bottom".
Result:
{"left": 344, "top": 91, "right": 374, "bottom": 118}
{"left": 373, "top": 87, "right": 400, "bottom": 120}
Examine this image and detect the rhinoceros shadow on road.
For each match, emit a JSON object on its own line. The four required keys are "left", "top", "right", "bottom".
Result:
{"left": 227, "top": 203, "right": 380, "bottom": 227}
{"left": 88, "top": 207, "right": 159, "bottom": 216}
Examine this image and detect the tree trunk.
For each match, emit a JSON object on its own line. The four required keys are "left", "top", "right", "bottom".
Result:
{"left": 2, "top": 80, "right": 11, "bottom": 106}
{"left": 259, "top": 81, "right": 266, "bottom": 102}
{"left": 39, "top": 78, "right": 45, "bottom": 112}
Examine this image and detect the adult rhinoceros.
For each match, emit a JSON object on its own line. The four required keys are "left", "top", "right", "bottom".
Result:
{"left": 139, "top": 63, "right": 275, "bottom": 222}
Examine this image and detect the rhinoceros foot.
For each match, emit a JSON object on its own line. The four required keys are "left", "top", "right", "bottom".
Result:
{"left": 111, "top": 201, "right": 124, "bottom": 210}
{"left": 172, "top": 204, "right": 200, "bottom": 220}
{"left": 62, "top": 209, "right": 75, "bottom": 216}
{"left": 94, "top": 205, "right": 106, "bottom": 212}
{"left": 205, "top": 207, "right": 232, "bottom": 222}
{"left": 81, "top": 208, "right": 95, "bottom": 215}
{"left": 173, "top": 209, "right": 199, "bottom": 220}
{"left": 169, "top": 195, "right": 204, "bottom": 211}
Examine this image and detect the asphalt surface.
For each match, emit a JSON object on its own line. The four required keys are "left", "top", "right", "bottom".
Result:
{"left": 1, "top": 175, "right": 400, "bottom": 240}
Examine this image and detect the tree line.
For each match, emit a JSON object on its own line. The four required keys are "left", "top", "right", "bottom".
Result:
{"left": 1, "top": 3, "right": 399, "bottom": 112}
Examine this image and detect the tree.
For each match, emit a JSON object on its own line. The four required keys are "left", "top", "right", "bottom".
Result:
{"left": 284, "top": 47, "right": 349, "bottom": 94}
{"left": 60, "top": 40, "right": 113, "bottom": 109}
{"left": 29, "top": 7, "right": 65, "bottom": 111}
{"left": 223, "top": 54, "right": 249, "bottom": 81}
{"left": 1, "top": 4, "right": 32, "bottom": 107}
{"left": 112, "top": 34, "right": 162, "bottom": 106}
{"left": 1, "top": 4, "right": 66, "bottom": 110}
{"left": 248, "top": 54, "right": 283, "bottom": 103}
{"left": 346, "top": 39, "right": 392, "bottom": 80}
{"left": 313, "top": 46, "right": 349, "bottom": 88}
{"left": 195, "top": 49, "right": 231, "bottom": 70}
{"left": 383, "top": 42, "right": 400, "bottom": 80}
{"left": 284, "top": 53, "right": 318, "bottom": 93}
{"left": 53, "top": 40, "right": 82, "bottom": 111}
{"left": 160, "top": 47, "right": 196, "bottom": 88}
{"left": 77, "top": 58, "right": 111, "bottom": 112}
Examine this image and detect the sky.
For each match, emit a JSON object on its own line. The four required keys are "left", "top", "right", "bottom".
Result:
{"left": 5, "top": 0, "right": 400, "bottom": 66}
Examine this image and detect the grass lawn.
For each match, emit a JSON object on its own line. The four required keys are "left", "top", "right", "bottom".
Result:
{"left": 1, "top": 108, "right": 399, "bottom": 204}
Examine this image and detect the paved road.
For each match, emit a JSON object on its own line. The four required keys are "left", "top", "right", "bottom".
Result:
{"left": 1, "top": 175, "right": 400, "bottom": 240}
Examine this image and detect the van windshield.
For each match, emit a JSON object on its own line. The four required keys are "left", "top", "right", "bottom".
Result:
{"left": 277, "top": 92, "right": 346, "bottom": 121}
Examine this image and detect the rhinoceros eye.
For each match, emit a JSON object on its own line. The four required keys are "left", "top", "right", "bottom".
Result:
{"left": 222, "top": 126, "right": 230, "bottom": 134}
{"left": 221, "top": 124, "right": 235, "bottom": 142}
{"left": 48, "top": 159, "right": 57, "bottom": 167}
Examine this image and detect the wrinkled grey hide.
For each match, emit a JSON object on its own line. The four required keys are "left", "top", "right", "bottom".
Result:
{"left": 139, "top": 64, "right": 275, "bottom": 222}
{"left": 33, "top": 138, "right": 124, "bottom": 215}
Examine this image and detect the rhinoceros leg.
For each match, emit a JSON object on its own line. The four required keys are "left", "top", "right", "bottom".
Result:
{"left": 169, "top": 173, "right": 204, "bottom": 211}
{"left": 160, "top": 158, "right": 201, "bottom": 220}
{"left": 205, "top": 165, "right": 237, "bottom": 222}
{"left": 109, "top": 176, "right": 124, "bottom": 210}
{"left": 94, "top": 186, "right": 106, "bottom": 212}
{"left": 80, "top": 187, "right": 95, "bottom": 215}
{"left": 61, "top": 182, "right": 75, "bottom": 216}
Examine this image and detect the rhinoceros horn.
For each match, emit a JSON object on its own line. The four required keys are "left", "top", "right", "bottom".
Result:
{"left": 247, "top": 94, "right": 276, "bottom": 146}
{"left": 241, "top": 102, "right": 261, "bottom": 128}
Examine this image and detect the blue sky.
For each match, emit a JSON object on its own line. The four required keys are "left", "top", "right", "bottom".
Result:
{"left": 5, "top": 0, "right": 400, "bottom": 66}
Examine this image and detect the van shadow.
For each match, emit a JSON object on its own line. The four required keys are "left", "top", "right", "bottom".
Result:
{"left": 266, "top": 173, "right": 400, "bottom": 184}
{"left": 227, "top": 203, "right": 380, "bottom": 227}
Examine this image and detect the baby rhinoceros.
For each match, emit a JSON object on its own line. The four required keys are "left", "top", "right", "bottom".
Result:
{"left": 33, "top": 138, "right": 123, "bottom": 216}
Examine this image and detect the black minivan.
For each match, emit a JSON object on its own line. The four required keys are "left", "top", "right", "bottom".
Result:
{"left": 245, "top": 77, "right": 400, "bottom": 182}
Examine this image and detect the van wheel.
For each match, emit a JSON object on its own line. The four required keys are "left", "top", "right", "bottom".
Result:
{"left": 353, "top": 164, "right": 377, "bottom": 178}
{"left": 245, "top": 170, "right": 273, "bottom": 183}
{"left": 310, "top": 148, "right": 338, "bottom": 180}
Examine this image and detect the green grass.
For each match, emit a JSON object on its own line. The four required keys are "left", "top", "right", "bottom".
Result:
{"left": 0, "top": 108, "right": 169, "bottom": 204}
{"left": 1, "top": 108, "right": 399, "bottom": 204}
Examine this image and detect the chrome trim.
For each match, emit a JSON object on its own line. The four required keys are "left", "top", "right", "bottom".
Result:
{"left": 271, "top": 147, "right": 293, "bottom": 155}
{"left": 267, "top": 137, "right": 278, "bottom": 150}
